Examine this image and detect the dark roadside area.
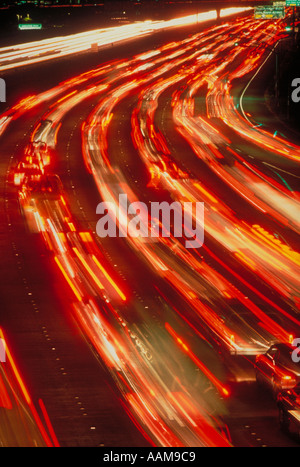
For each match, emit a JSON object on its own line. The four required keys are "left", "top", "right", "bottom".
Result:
{"left": 239, "top": 29, "right": 300, "bottom": 140}
{"left": 267, "top": 29, "right": 300, "bottom": 137}
{"left": 233, "top": 23, "right": 300, "bottom": 173}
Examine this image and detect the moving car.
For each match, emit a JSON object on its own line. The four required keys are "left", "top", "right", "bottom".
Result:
{"left": 13, "top": 161, "right": 43, "bottom": 186}
{"left": 255, "top": 343, "right": 300, "bottom": 397}
{"left": 277, "top": 383, "right": 300, "bottom": 439}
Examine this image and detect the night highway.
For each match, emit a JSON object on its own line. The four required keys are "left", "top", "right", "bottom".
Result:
{"left": 0, "top": 0, "right": 300, "bottom": 452}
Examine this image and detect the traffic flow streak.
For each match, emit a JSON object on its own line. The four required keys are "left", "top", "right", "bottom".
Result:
{"left": 6, "top": 23, "right": 238, "bottom": 447}
{"left": 1, "top": 12, "right": 299, "bottom": 447}
{"left": 0, "top": 328, "right": 58, "bottom": 447}
{"left": 83, "top": 16, "right": 300, "bottom": 353}
{"left": 0, "top": 7, "right": 251, "bottom": 72}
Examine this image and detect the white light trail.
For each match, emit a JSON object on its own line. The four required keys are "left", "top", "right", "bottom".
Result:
{"left": 0, "top": 8, "right": 252, "bottom": 72}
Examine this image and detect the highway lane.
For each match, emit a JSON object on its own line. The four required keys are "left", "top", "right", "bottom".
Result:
{"left": 0, "top": 14, "right": 238, "bottom": 448}
{"left": 0, "top": 8, "right": 253, "bottom": 73}
{"left": 0, "top": 327, "right": 54, "bottom": 447}
{"left": 89, "top": 16, "right": 300, "bottom": 346}
{"left": 148, "top": 51, "right": 300, "bottom": 307}
{"left": 5, "top": 19, "right": 246, "bottom": 447}
{"left": 0, "top": 12, "right": 298, "bottom": 448}
{"left": 0, "top": 12, "right": 219, "bottom": 72}
{"left": 0, "top": 110, "right": 153, "bottom": 446}
{"left": 59, "top": 30, "right": 300, "bottom": 445}
{"left": 78, "top": 15, "right": 299, "bottom": 444}
{"left": 52, "top": 101, "right": 232, "bottom": 447}
{"left": 55, "top": 16, "right": 299, "bottom": 444}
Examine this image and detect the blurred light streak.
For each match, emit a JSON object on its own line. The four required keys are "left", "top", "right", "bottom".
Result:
{"left": 38, "top": 399, "right": 60, "bottom": 447}
{"left": 92, "top": 255, "right": 127, "bottom": 301}
{"left": 0, "top": 328, "right": 54, "bottom": 447}
{"left": 54, "top": 256, "right": 83, "bottom": 302}
{"left": 165, "top": 323, "right": 230, "bottom": 398}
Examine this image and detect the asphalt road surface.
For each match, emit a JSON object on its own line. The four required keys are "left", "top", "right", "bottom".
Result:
{"left": 0, "top": 12, "right": 299, "bottom": 447}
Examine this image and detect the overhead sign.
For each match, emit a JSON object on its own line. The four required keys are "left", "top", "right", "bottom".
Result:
{"left": 254, "top": 5, "right": 285, "bottom": 18}
{"left": 286, "top": 0, "right": 300, "bottom": 5}
{"left": 18, "top": 23, "right": 42, "bottom": 30}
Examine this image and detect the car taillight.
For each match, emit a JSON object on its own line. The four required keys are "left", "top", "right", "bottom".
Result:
{"left": 281, "top": 375, "right": 296, "bottom": 386}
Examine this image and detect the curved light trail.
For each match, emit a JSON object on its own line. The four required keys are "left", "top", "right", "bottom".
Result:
{"left": 1, "top": 9, "right": 299, "bottom": 447}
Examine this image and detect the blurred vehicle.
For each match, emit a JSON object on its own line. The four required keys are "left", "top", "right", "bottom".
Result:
{"left": 18, "top": 173, "right": 66, "bottom": 234}
{"left": 20, "top": 173, "right": 62, "bottom": 196}
{"left": 277, "top": 383, "right": 300, "bottom": 440}
{"left": 13, "top": 161, "right": 43, "bottom": 186}
{"left": 24, "top": 140, "right": 50, "bottom": 167}
{"left": 255, "top": 343, "right": 300, "bottom": 397}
